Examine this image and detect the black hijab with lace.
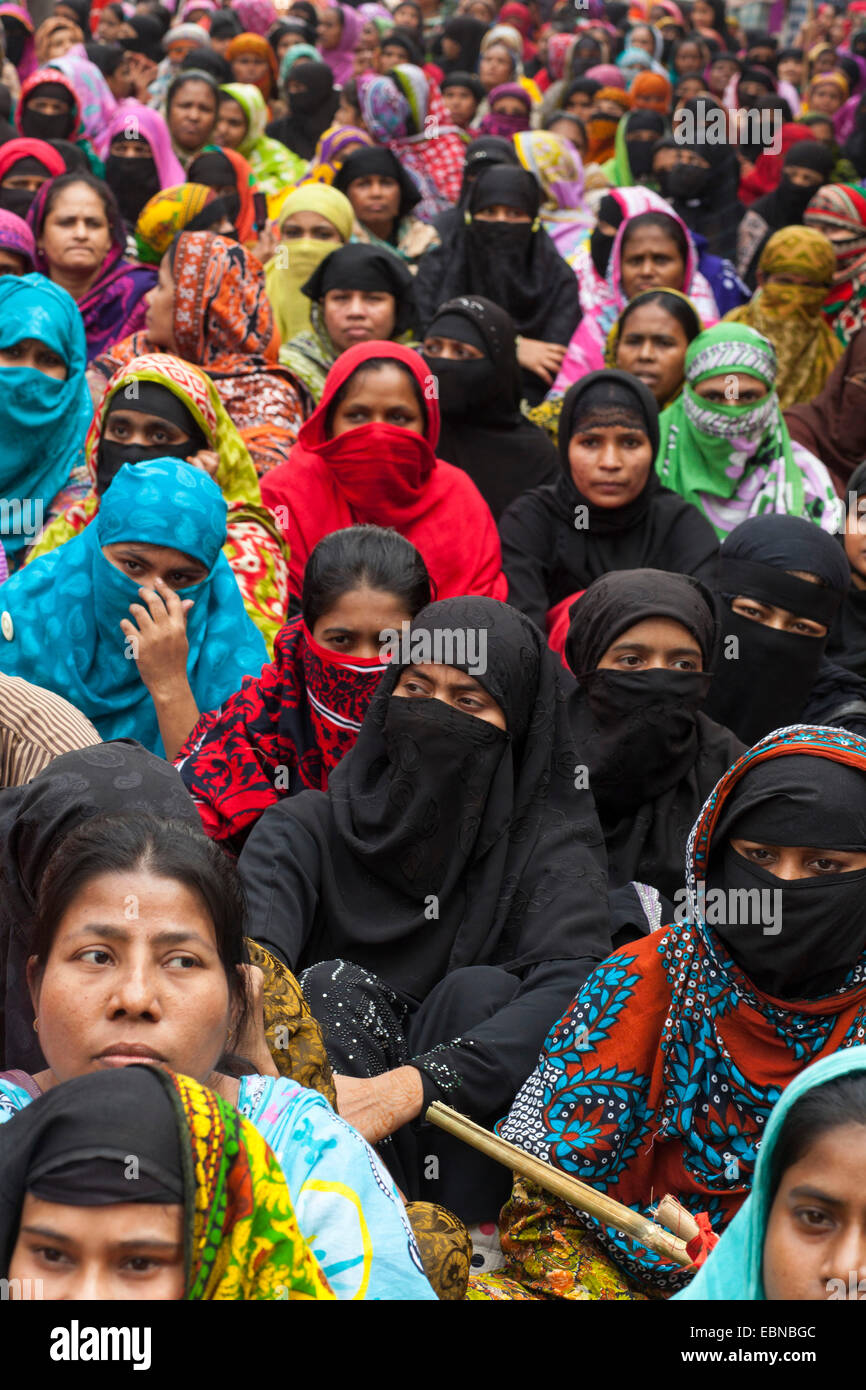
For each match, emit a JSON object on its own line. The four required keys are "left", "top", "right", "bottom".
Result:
{"left": 566, "top": 568, "right": 744, "bottom": 901}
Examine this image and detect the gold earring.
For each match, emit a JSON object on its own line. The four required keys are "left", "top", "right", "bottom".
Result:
{"left": 32, "top": 1018, "right": 39, "bottom": 1032}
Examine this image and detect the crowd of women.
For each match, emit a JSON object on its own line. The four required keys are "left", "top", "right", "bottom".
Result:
{"left": 1, "top": 0, "right": 866, "bottom": 1306}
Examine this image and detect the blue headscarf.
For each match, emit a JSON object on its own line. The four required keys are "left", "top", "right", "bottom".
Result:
{"left": 0, "top": 273, "right": 93, "bottom": 559}
{"left": 675, "top": 1046, "right": 866, "bottom": 1300}
{"left": 0, "top": 459, "right": 267, "bottom": 755}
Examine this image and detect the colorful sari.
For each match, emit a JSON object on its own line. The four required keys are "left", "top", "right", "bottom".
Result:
{"left": 134, "top": 183, "right": 217, "bottom": 265}
{"left": 513, "top": 129, "right": 593, "bottom": 259}
{"left": 91, "top": 232, "right": 308, "bottom": 477}
{"left": 358, "top": 64, "right": 465, "bottom": 220}
{"left": 804, "top": 182, "right": 866, "bottom": 345}
{"left": 28, "top": 353, "right": 290, "bottom": 654}
{"left": 219, "top": 81, "right": 307, "bottom": 197}
{"left": 497, "top": 725, "right": 866, "bottom": 1296}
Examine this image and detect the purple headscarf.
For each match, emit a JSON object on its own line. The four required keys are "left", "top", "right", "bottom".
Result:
{"left": 321, "top": 4, "right": 365, "bottom": 86}
{"left": 27, "top": 177, "right": 156, "bottom": 364}
{"left": 102, "top": 104, "right": 186, "bottom": 187}
{"left": 478, "top": 83, "right": 532, "bottom": 138}
{"left": 0, "top": 208, "right": 35, "bottom": 269}
{"left": 584, "top": 63, "right": 625, "bottom": 88}
{"left": 0, "top": 4, "right": 36, "bottom": 80}
{"left": 233, "top": 0, "right": 278, "bottom": 37}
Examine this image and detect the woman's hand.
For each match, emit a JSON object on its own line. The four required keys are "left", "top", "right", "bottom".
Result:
{"left": 517, "top": 336, "right": 567, "bottom": 385}
{"left": 119, "top": 578, "right": 201, "bottom": 760}
{"left": 233, "top": 964, "right": 280, "bottom": 1077}
{"left": 332, "top": 1067, "right": 425, "bottom": 1143}
{"left": 251, "top": 224, "right": 278, "bottom": 266}
{"left": 120, "top": 577, "right": 192, "bottom": 698}
{"left": 186, "top": 448, "right": 220, "bottom": 479}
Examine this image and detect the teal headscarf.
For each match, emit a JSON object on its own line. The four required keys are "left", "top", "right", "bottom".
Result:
{"left": 279, "top": 43, "right": 322, "bottom": 85}
{"left": 676, "top": 1047, "right": 866, "bottom": 1301}
{"left": 0, "top": 458, "right": 267, "bottom": 755}
{"left": 0, "top": 273, "right": 92, "bottom": 558}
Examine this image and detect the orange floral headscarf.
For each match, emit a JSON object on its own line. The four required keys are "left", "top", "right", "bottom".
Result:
{"left": 172, "top": 229, "right": 279, "bottom": 370}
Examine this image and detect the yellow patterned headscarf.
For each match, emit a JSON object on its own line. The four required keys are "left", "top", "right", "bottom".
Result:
{"left": 134, "top": 184, "right": 216, "bottom": 266}
{"left": 724, "top": 226, "right": 843, "bottom": 409}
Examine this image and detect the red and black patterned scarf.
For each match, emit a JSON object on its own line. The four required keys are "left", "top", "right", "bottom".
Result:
{"left": 176, "top": 617, "right": 387, "bottom": 852}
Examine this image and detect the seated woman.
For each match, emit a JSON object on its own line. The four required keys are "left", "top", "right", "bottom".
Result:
{"left": 703, "top": 513, "right": 866, "bottom": 745}
{"left": 804, "top": 183, "right": 866, "bottom": 348}
{"left": 440, "top": 71, "right": 485, "bottom": 131}
{"left": 333, "top": 146, "right": 439, "bottom": 269}
{"left": 356, "top": 66, "right": 466, "bottom": 222}
{"left": 16, "top": 66, "right": 100, "bottom": 172}
{"left": 499, "top": 370, "right": 719, "bottom": 640}
{"left": 677, "top": 1048, "right": 866, "bottom": 1302}
{"left": 478, "top": 81, "right": 532, "bottom": 138}
{"left": 785, "top": 327, "right": 866, "bottom": 496}
{"left": 0, "top": 1066, "right": 334, "bottom": 1300}
{"left": 0, "top": 210, "right": 35, "bottom": 274}
{"left": 828, "top": 462, "right": 866, "bottom": 678}
{"left": 262, "top": 341, "right": 507, "bottom": 604}
{"left": 277, "top": 243, "right": 417, "bottom": 404}
{"left": 421, "top": 295, "right": 560, "bottom": 521}
{"left": 735, "top": 139, "right": 832, "bottom": 291}
{"left": 725, "top": 226, "right": 843, "bottom": 410}
{"left": 266, "top": 183, "right": 354, "bottom": 346}
{"left": 552, "top": 208, "right": 719, "bottom": 393}
{"left": 186, "top": 144, "right": 261, "bottom": 249}
{"left": 226, "top": 30, "right": 278, "bottom": 101}
{"left": 239, "top": 595, "right": 611, "bottom": 1221}
{"left": 100, "top": 102, "right": 186, "bottom": 231}
{"left": 657, "top": 324, "right": 838, "bottom": 541}
{"left": 29, "top": 352, "right": 289, "bottom": 651}
{"left": 0, "top": 458, "right": 267, "bottom": 759}
{"left": 0, "top": 273, "right": 93, "bottom": 571}
{"left": 90, "top": 232, "right": 307, "bottom": 477}
{"left": 266, "top": 58, "right": 339, "bottom": 162}
{"left": 177, "top": 525, "right": 431, "bottom": 852}
{"left": 164, "top": 69, "right": 220, "bottom": 170}
{"left": 513, "top": 128, "right": 594, "bottom": 261}
{"left": 414, "top": 165, "right": 580, "bottom": 405}
{"left": 565, "top": 569, "right": 743, "bottom": 927}
{"left": 487, "top": 726, "right": 866, "bottom": 1299}
{"left": 601, "top": 108, "right": 666, "bottom": 188}
{"left": 28, "top": 172, "right": 155, "bottom": 364}
{"left": 216, "top": 81, "right": 306, "bottom": 198}
{"left": 0, "top": 137, "right": 65, "bottom": 220}
{"left": 0, "top": 801, "right": 435, "bottom": 1300}
{"left": 605, "top": 288, "right": 702, "bottom": 410}
{"left": 132, "top": 183, "right": 233, "bottom": 267}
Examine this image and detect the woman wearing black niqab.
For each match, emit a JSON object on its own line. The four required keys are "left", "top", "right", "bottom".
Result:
{"left": 828, "top": 461, "right": 866, "bottom": 679}
{"left": 435, "top": 15, "right": 489, "bottom": 75}
{"left": 429, "top": 133, "right": 520, "bottom": 240}
{"left": 421, "top": 294, "right": 559, "bottom": 519}
{"left": 499, "top": 370, "right": 719, "bottom": 635}
{"left": 238, "top": 595, "right": 611, "bottom": 1221}
{"left": 566, "top": 568, "right": 743, "bottom": 920}
{"left": 414, "top": 164, "right": 581, "bottom": 404}
{"left": 703, "top": 513, "right": 866, "bottom": 745}
{"left": 663, "top": 97, "right": 744, "bottom": 261}
{"left": 266, "top": 59, "right": 339, "bottom": 161}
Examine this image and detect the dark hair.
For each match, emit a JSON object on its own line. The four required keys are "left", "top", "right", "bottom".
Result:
{"left": 180, "top": 46, "right": 232, "bottom": 83}
{"left": 621, "top": 210, "right": 688, "bottom": 265}
{"left": 167, "top": 69, "right": 219, "bottom": 113}
{"left": 39, "top": 170, "right": 118, "bottom": 231}
{"left": 340, "top": 77, "right": 360, "bottom": 113}
{"left": 768, "top": 1071, "right": 866, "bottom": 1205}
{"left": 618, "top": 288, "right": 702, "bottom": 342}
{"left": 324, "top": 356, "right": 427, "bottom": 437}
{"left": 302, "top": 523, "right": 432, "bottom": 629}
{"left": 32, "top": 814, "right": 251, "bottom": 1048}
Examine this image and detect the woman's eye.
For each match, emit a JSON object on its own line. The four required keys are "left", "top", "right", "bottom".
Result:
{"left": 673, "top": 659, "right": 697, "bottom": 670}
{"left": 123, "top": 1256, "right": 161, "bottom": 1272}
{"left": 617, "top": 654, "right": 642, "bottom": 667}
{"left": 123, "top": 559, "right": 142, "bottom": 572}
{"left": 165, "top": 954, "right": 198, "bottom": 969}
{"left": 35, "top": 1246, "right": 70, "bottom": 1265}
{"left": 797, "top": 1207, "right": 832, "bottom": 1230}
{"left": 78, "top": 948, "right": 113, "bottom": 965}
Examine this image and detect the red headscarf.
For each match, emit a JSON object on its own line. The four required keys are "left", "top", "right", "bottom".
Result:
{"left": 738, "top": 121, "right": 816, "bottom": 206}
{"left": 226, "top": 32, "right": 278, "bottom": 98}
{"left": 630, "top": 70, "right": 672, "bottom": 113}
{"left": 260, "top": 341, "right": 508, "bottom": 604}
{"left": 0, "top": 137, "right": 66, "bottom": 182}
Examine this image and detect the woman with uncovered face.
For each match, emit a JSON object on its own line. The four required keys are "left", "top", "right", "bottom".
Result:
{"left": 333, "top": 145, "right": 439, "bottom": 268}
{"left": 165, "top": 70, "right": 219, "bottom": 169}
{"left": 499, "top": 370, "right": 718, "bottom": 642}
{"left": 239, "top": 595, "right": 610, "bottom": 1221}
{"left": 261, "top": 341, "right": 507, "bottom": 605}
{"left": 606, "top": 288, "right": 702, "bottom": 409}
{"left": 0, "top": 796, "right": 435, "bottom": 1301}
{"left": 177, "top": 525, "right": 432, "bottom": 853}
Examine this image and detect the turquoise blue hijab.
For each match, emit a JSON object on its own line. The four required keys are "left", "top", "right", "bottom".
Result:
{"left": 0, "top": 273, "right": 93, "bottom": 559}
{"left": 675, "top": 1046, "right": 866, "bottom": 1301}
{"left": 0, "top": 458, "right": 268, "bottom": 755}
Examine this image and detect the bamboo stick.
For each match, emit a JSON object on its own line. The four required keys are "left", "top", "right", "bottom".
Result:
{"left": 426, "top": 1102, "right": 692, "bottom": 1267}
{"left": 654, "top": 1194, "right": 700, "bottom": 1243}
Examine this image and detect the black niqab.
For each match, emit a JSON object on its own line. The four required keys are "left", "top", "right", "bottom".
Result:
{"left": 95, "top": 382, "right": 207, "bottom": 496}
{"left": 266, "top": 59, "right": 339, "bottom": 160}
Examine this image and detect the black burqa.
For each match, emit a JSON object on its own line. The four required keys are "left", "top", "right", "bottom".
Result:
{"left": 430, "top": 133, "right": 519, "bottom": 240}
{"left": 827, "top": 461, "right": 866, "bottom": 679}
{"left": 238, "top": 596, "right": 611, "bottom": 1157}
{"left": 435, "top": 15, "right": 488, "bottom": 74}
{"left": 565, "top": 568, "right": 744, "bottom": 904}
{"left": 738, "top": 139, "right": 834, "bottom": 289}
{"left": 705, "top": 753, "right": 866, "bottom": 1001}
{"left": 499, "top": 371, "right": 720, "bottom": 631}
{"left": 703, "top": 513, "right": 866, "bottom": 745}
{"left": 0, "top": 742, "right": 201, "bottom": 1071}
{"left": 414, "top": 165, "right": 580, "bottom": 404}
{"left": 0, "top": 1068, "right": 186, "bottom": 1278}
{"left": 422, "top": 294, "right": 559, "bottom": 519}
{"left": 667, "top": 97, "right": 744, "bottom": 260}
{"left": 266, "top": 60, "right": 339, "bottom": 160}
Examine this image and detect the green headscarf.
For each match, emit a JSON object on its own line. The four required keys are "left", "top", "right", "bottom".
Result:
{"left": 219, "top": 81, "right": 307, "bottom": 194}
{"left": 675, "top": 1046, "right": 866, "bottom": 1301}
{"left": 655, "top": 323, "right": 813, "bottom": 540}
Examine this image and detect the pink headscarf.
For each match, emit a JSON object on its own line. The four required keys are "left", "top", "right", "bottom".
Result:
{"left": 102, "top": 104, "right": 186, "bottom": 187}
{"left": 0, "top": 3, "right": 36, "bottom": 79}
{"left": 233, "top": 0, "right": 277, "bottom": 37}
{"left": 584, "top": 63, "right": 625, "bottom": 89}
{"left": 321, "top": 4, "right": 365, "bottom": 86}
